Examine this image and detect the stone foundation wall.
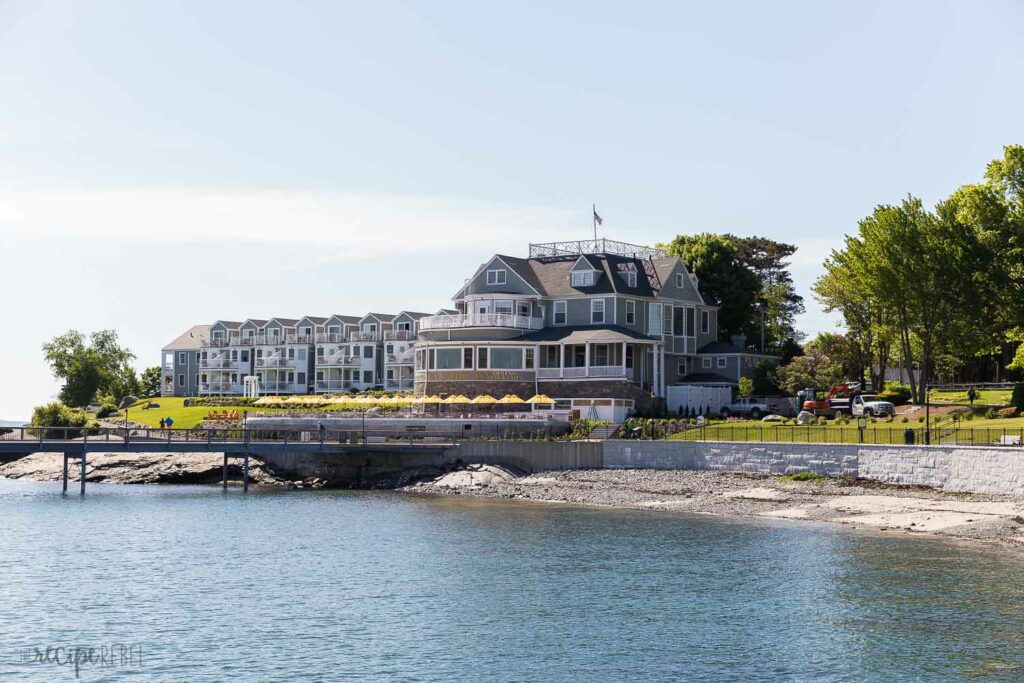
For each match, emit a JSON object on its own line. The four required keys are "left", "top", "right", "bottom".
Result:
{"left": 602, "top": 440, "right": 1024, "bottom": 496}
{"left": 539, "top": 380, "right": 655, "bottom": 411}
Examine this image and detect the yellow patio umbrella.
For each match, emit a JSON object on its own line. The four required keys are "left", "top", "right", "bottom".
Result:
{"left": 253, "top": 396, "right": 280, "bottom": 406}
{"left": 442, "top": 394, "right": 471, "bottom": 404}
{"left": 420, "top": 395, "right": 443, "bottom": 404}
{"left": 527, "top": 394, "right": 555, "bottom": 404}
{"left": 497, "top": 394, "right": 526, "bottom": 404}
{"left": 285, "top": 396, "right": 308, "bottom": 404}
{"left": 471, "top": 394, "right": 497, "bottom": 404}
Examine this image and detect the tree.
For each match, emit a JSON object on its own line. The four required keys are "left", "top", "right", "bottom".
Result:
{"left": 804, "top": 332, "right": 861, "bottom": 384}
{"left": 773, "top": 347, "right": 844, "bottom": 396}
{"left": 42, "top": 330, "right": 137, "bottom": 407}
{"left": 727, "top": 235, "right": 806, "bottom": 349}
{"left": 737, "top": 377, "right": 753, "bottom": 398}
{"left": 140, "top": 366, "right": 162, "bottom": 398}
{"left": 659, "top": 233, "right": 761, "bottom": 340}
{"left": 30, "top": 401, "right": 90, "bottom": 439}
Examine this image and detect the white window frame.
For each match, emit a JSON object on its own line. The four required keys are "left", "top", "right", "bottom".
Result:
{"left": 571, "top": 270, "right": 595, "bottom": 287}
{"left": 702, "top": 357, "right": 712, "bottom": 369}
{"left": 676, "top": 273, "right": 685, "bottom": 288}
{"left": 678, "top": 360, "right": 687, "bottom": 375}
{"left": 591, "top": 298, "right": 605, "bottom": 324}
{"left": 701, "top": 310, "right": 710, "bottom": 334}
{"left": 494, "top": 300, "right": 514, "bottom": 315}
{"left": 625, "top": 300, "right": 636, "bottom": 326}
{"left": 486, "top": 269, "right": 507, "bottom": 285}
{"left": 178, "top": 352, "right": 186, "bottom": 364}
{"left": 717, "top": 357, "right": 727, "bottom": 369}
{"left": 488, "top": 346, "right": 525, "bottom": 370}
{"left": 178, "top": 374, "right": 185, "bottom": 387}
{"left": 553, "top": 300, "right": 567, "bottom": 326}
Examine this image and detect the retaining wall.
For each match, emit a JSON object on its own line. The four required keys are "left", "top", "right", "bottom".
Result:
{"left": 602, "top": 441, "right": 1024, "bottom": 496}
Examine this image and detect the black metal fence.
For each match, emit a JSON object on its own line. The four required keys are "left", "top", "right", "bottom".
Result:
{"left": 668, "top": 423, "right": 1024, "bottom": 446}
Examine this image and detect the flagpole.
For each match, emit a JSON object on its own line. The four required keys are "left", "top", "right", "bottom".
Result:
{"left": 592, "top": 203, "right": 598, "bottom": 243}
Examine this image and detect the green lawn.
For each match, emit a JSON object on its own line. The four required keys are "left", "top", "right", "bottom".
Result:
{"left": 115, "top": 397, "right": 408, "bottom": 429}
{"left": 665, "top": 416, "right": 1024, "bottom": 445}
{"left": 929, "top": 389, "right": 1012, "bottom": 405}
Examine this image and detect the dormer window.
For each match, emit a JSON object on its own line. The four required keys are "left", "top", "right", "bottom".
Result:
{"left": 486, "top": 269, "right": 506, "bottom": 285}
{"left": 571, "top": 271, "right": 595, "bottom": 287}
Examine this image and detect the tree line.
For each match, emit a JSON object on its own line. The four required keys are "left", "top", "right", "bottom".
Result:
{"left": 42, "top": 329, "right": 160, "bottom": 408}
{"left": 813, "top": 145, "right": 1024, "bottom": 403}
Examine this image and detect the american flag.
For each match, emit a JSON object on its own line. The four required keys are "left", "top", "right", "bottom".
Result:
{"left": 593, "top": 206, "right": 603, "bottom": 226}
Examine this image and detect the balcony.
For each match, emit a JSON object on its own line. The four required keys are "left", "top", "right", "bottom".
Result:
{"left": 261, "top": 381, "right": 301, "bottom": 393}
{"left": 200, "top": 382, "right": 243, "bottom": 393}
{"left": 418, "top": 313, "right": 544, "bottom": 332}
{"left": 386, "top": 351, "right": 416, "bottom": 365}
{"left": 536, "top": 366, "right": 630, "bottom": 379}
{"left": 349, "top": 331, "right": 379, "bottom": 342}
{"left": 384, "top": 379, "right": 415, "bottom": 391}
{"left": 315, "top": 332, "right": 346, "bottom": 343}
{"left": 315, "top": 380, "right": 354, "bottom": 392}
{"left": 384, "top": 329, "right": 414, "bottom": 341}
{"left": 256, "top": 357, "right": 292, "bottom": 368}
{"left": 200, "top": 358, "right": 234, "bottom": 369}
{"left": 286, "top": 334, "right": 314, "bottom": 344}
{"left": 317, "top": 354, "right": 358, "bottom": 367}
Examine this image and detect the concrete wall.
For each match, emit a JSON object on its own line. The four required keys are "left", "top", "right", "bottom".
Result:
{"left": 455, "top": 440, "right": 603, "bottom": 473}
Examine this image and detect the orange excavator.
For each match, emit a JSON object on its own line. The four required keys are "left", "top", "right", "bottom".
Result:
{"left": 800, "top": 383, "right": 860, "bottom": 418}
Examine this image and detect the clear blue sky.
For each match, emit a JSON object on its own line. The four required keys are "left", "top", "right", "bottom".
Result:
{"left": 1, "top": 0, "right": 1022, "bottom": 420}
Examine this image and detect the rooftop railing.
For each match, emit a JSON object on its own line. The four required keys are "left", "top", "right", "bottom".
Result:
{"left": 418, "top": 313, "right": 544, "bottom": 332}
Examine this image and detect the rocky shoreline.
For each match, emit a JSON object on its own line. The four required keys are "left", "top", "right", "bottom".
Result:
{"left": 405, "top": 466, "right": 1024, "bottom": 550}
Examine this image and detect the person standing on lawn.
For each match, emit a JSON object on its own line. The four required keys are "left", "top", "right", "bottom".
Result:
{"left": 968, "top": 387, "right": 977, "bottom": 405}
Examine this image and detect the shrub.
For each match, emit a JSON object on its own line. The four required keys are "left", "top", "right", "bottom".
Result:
{"left": 900, "top": 416, "right": 909, "bottom": 423}
{"left": 95, "top": 402, "right": 118, "bottom": 419}
{"left": 817, "top": 416, "right": 828, "bottom": 426}
{"left": 986, "top": 408, "right": 999, "bottom": 420}
{"left": 30, "top": 401, "right": 90, "bottom": 439}
{"left": 877, "top": 382, "right": 912, "bottom": 405}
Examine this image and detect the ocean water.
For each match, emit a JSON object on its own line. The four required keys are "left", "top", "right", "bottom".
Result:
{"left": 2, "top": 479, "right": 1024, "bottom": 682}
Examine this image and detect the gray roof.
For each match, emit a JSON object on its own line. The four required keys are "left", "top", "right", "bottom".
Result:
{"left": 328, "top": 315, "right": 362, "bottom": 325}
{"left": 698, "top": 341, "right": 779, "bottom": 357}
{"left": 496, "top": 253, "right": 664, "bottom": 298}
{"left": 242, "top": 319, "right": 268, "bottom": 327}
{"left": 215, "top": 320, "right": 243, "bottom": 329}
{"left": 164, "top": 325, "right": 210, "bottom": 350}
{"left": 270, "top": 317, "right": 299, "bottom": 326}
{"left": 301, "top": 316, "right": 328, "bottom": 325}
{"left": 364, "top": 312, "right": 396, "bottom": 322}
{"left": 519, "top": 325, "right": 654, "bottom": 344}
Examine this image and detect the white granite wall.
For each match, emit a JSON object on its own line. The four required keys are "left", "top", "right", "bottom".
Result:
{"left": 602, "top": 441, "right": 1024, "bottom": 495}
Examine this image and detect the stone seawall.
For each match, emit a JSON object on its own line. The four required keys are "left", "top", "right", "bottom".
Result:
{"left": 603, "top": 441, "right": 1024, "bottom": 496}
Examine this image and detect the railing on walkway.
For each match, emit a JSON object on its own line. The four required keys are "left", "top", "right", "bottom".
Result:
{"left": 667, "top": 423, "right": 1024, "bottom": 446}
{"left": 0, "top": 425, "right": 557, "bottom": 447}
{"left": 418, "top": 313, "right": 544, "bottom": 332}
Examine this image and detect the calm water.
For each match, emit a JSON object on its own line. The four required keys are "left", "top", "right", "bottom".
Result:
{"left": 2, "top": 480, "right": 1024, "bottom": 682}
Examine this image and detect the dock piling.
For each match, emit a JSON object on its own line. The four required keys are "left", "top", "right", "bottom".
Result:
{"left": 243, "top": 454, "right": 249, "bottom": 492}
{"left": 222, "top": 454, "right": 228, "bottom": 490}
{"left": 80, "top": 451, "right": 87, "bottom": 495}
{"left": 62, "top": 454, "right": 68, "bottom": 494}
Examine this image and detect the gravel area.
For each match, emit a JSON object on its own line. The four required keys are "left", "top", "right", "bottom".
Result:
{"left": 405, "top": 467, "right": 1024, "bottom": 549}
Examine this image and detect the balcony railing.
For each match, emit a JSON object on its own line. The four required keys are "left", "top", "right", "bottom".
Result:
{"left": 200, "top": 358, "right": 235, "bottom": 369}
{"left": 536, "top": 366, "right": 629, "bottom": 379}
{"left": 317, "top": 355, "right": 357, "bottom": 367}
{"left": 386, "top": 352, "right": 415, "bottom": 365}
{"left": 256, "top": 357, "right": 292, "bottom": 368}
{"left": 349, "top": 331, "right": 379, "bottom": 342}
{"left": 200, "top": 382, "right": 243, "bottom": 393}
{"left": 384, "top": 329, "right": 414, "bottom": 341}
{"left": 384, "top": 379, "right": 415, "bottom": 390}
{"left": 315, "top": 380, "right": 355, "bottom": 392}
{"left": 286, "top": 334, "right": 314, "bottom": 344}
{"left": 418, "top": 313, "right": 544, "bottom": 332}
{"left": 315, "top": 332, "right": 346, "bottom": 343}
{"left": 261, "top": 381, "right": 301, "bottom": 392}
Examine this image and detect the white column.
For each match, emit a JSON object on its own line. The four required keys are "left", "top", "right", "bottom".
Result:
{"left": 622, "top": 342, "right": 627, "bottom": 378}
{"left": 584, "top": 343, "right": 590, "bottom": 378}
{"left": 559, "top": 345, "right": 565, "bottom": 378}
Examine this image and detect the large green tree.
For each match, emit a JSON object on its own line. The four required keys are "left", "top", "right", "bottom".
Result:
{"left": 140, "top": 366, "right": 162, "bottom": 398}
{"left": 42, "top": 330, "right": 138, "bottom": 407}
{"left": 726, "top": 235, "right": 806, "bottom": 348}
{"left": 659, "top": 233, "right": 761, "bottom": 341}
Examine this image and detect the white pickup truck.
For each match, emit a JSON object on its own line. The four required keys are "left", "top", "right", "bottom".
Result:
{"left": 850, "top": 394, "right": 895, "bottom": 418}
{"left": 718, "top": 397, "right": 772, "bottom": 420}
